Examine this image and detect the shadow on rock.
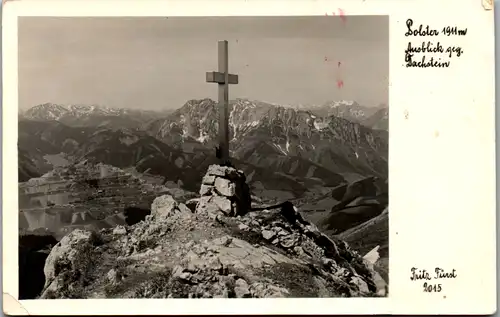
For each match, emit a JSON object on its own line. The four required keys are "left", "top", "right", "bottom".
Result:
{"left": 124, "top": 206, "right": 151, "bottom": 226}
{"left": 19, "top": 234, "right": 58, "bottom": 299}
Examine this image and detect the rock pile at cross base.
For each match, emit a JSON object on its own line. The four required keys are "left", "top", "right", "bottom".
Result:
{"left": 40, "top": 165, "right": 387, "bottom": 299}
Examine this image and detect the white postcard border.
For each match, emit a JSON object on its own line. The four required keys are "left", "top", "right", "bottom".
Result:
{"left": 2, "top": 0, "right": 496, "bottom": 315}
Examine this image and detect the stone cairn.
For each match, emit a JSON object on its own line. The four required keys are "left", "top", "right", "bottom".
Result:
{"left": 196, "top": 164, "right": 251, "bottom": 218}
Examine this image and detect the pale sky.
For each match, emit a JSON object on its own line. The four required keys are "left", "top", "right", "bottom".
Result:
{"left": 18, "top": 16, "right": 388, "bottom": 110}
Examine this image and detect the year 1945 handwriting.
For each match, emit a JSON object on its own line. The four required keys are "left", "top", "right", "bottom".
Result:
{"left": 410, "top": 267, "right": 457, "bottom": 293}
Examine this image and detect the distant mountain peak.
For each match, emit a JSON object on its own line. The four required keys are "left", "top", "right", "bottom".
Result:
{"left": 23, "top": 103, "right": 70, "bottom": 120}
{"left": 323, "top": 100, "right": 358, "bottom": 108}
{"left": 24, "top": 103, "right": 117, "bottom": 120}
{"left": 21, "top": 103, "right": 165, "bottom": 130}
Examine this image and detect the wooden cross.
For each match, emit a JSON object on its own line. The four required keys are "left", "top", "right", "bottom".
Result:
{"left": 206, "top": 40, "right": 239, "bottom": 165}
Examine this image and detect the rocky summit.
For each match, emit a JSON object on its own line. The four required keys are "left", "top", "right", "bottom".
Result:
{"left": 39, "top": 165, "right": 387, "bottom": 299}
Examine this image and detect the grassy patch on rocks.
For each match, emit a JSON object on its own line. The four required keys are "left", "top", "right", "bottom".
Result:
{"left": 262, "top": 262, "right": 319, "bottom": 297}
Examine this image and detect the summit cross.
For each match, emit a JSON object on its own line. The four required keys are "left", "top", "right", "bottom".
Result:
{"left": 206, "top": 40, "right": 239, "bottom": 165}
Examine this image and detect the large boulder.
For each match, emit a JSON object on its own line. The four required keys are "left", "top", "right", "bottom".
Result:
{"left": 151, "top": 194, "right": 192, "bottom": 221}
{"left": 40, "top": 229, "right": 102, "bottom": 299}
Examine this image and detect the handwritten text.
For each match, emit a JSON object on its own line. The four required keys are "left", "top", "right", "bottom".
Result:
{"left": 410, "top": 267, "right": 458, "bottom": 293}
{"left": 404, "top": 19, "right": 467, "bottom": 68}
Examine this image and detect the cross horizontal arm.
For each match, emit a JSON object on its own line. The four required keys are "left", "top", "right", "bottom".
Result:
{"left": 206, "top": 71, "right": 239, "bottom": 84}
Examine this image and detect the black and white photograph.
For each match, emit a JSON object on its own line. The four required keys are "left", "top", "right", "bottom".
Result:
{"left": 17, "top": 15, "right": 389, "bottom": 299}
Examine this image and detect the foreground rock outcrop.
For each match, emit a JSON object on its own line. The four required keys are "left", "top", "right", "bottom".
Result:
{"left": 39, "top": 165, "right": 387, "bottom": 299}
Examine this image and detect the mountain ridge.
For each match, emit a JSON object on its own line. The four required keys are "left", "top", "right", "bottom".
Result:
{"left": 146, "top": 98, "right": 388, "bottom": 179}
{"left": 19, "top": 98, "right": 388, "bottom": 200}
{"left": 21, "top": 103, "right": 174, "bottom": 130}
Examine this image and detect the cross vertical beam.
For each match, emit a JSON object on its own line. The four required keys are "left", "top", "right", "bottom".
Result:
{"left": 206, "top": 40, "right": 239, "bottom": 165}
{"left": 218, "top": 40, "right": 229, "bottom": 164}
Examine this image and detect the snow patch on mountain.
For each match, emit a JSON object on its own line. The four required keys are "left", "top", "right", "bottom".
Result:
{"left": 275, "top": 143, "right": 287, "bottom": 155}
{"left": 119, "top": 136, "right": 139, "bottom": 146}
{"left": 180, "top": 115, "right": 189, "bottom": 139}
{"left": 197, "top": 130, "right": 210, "bottom": 143}
{"left": 332, "top": 100, "right": 356, "bottom": 107}
{"left": 313, "top": 120, "right": 329, "bottom": 131}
